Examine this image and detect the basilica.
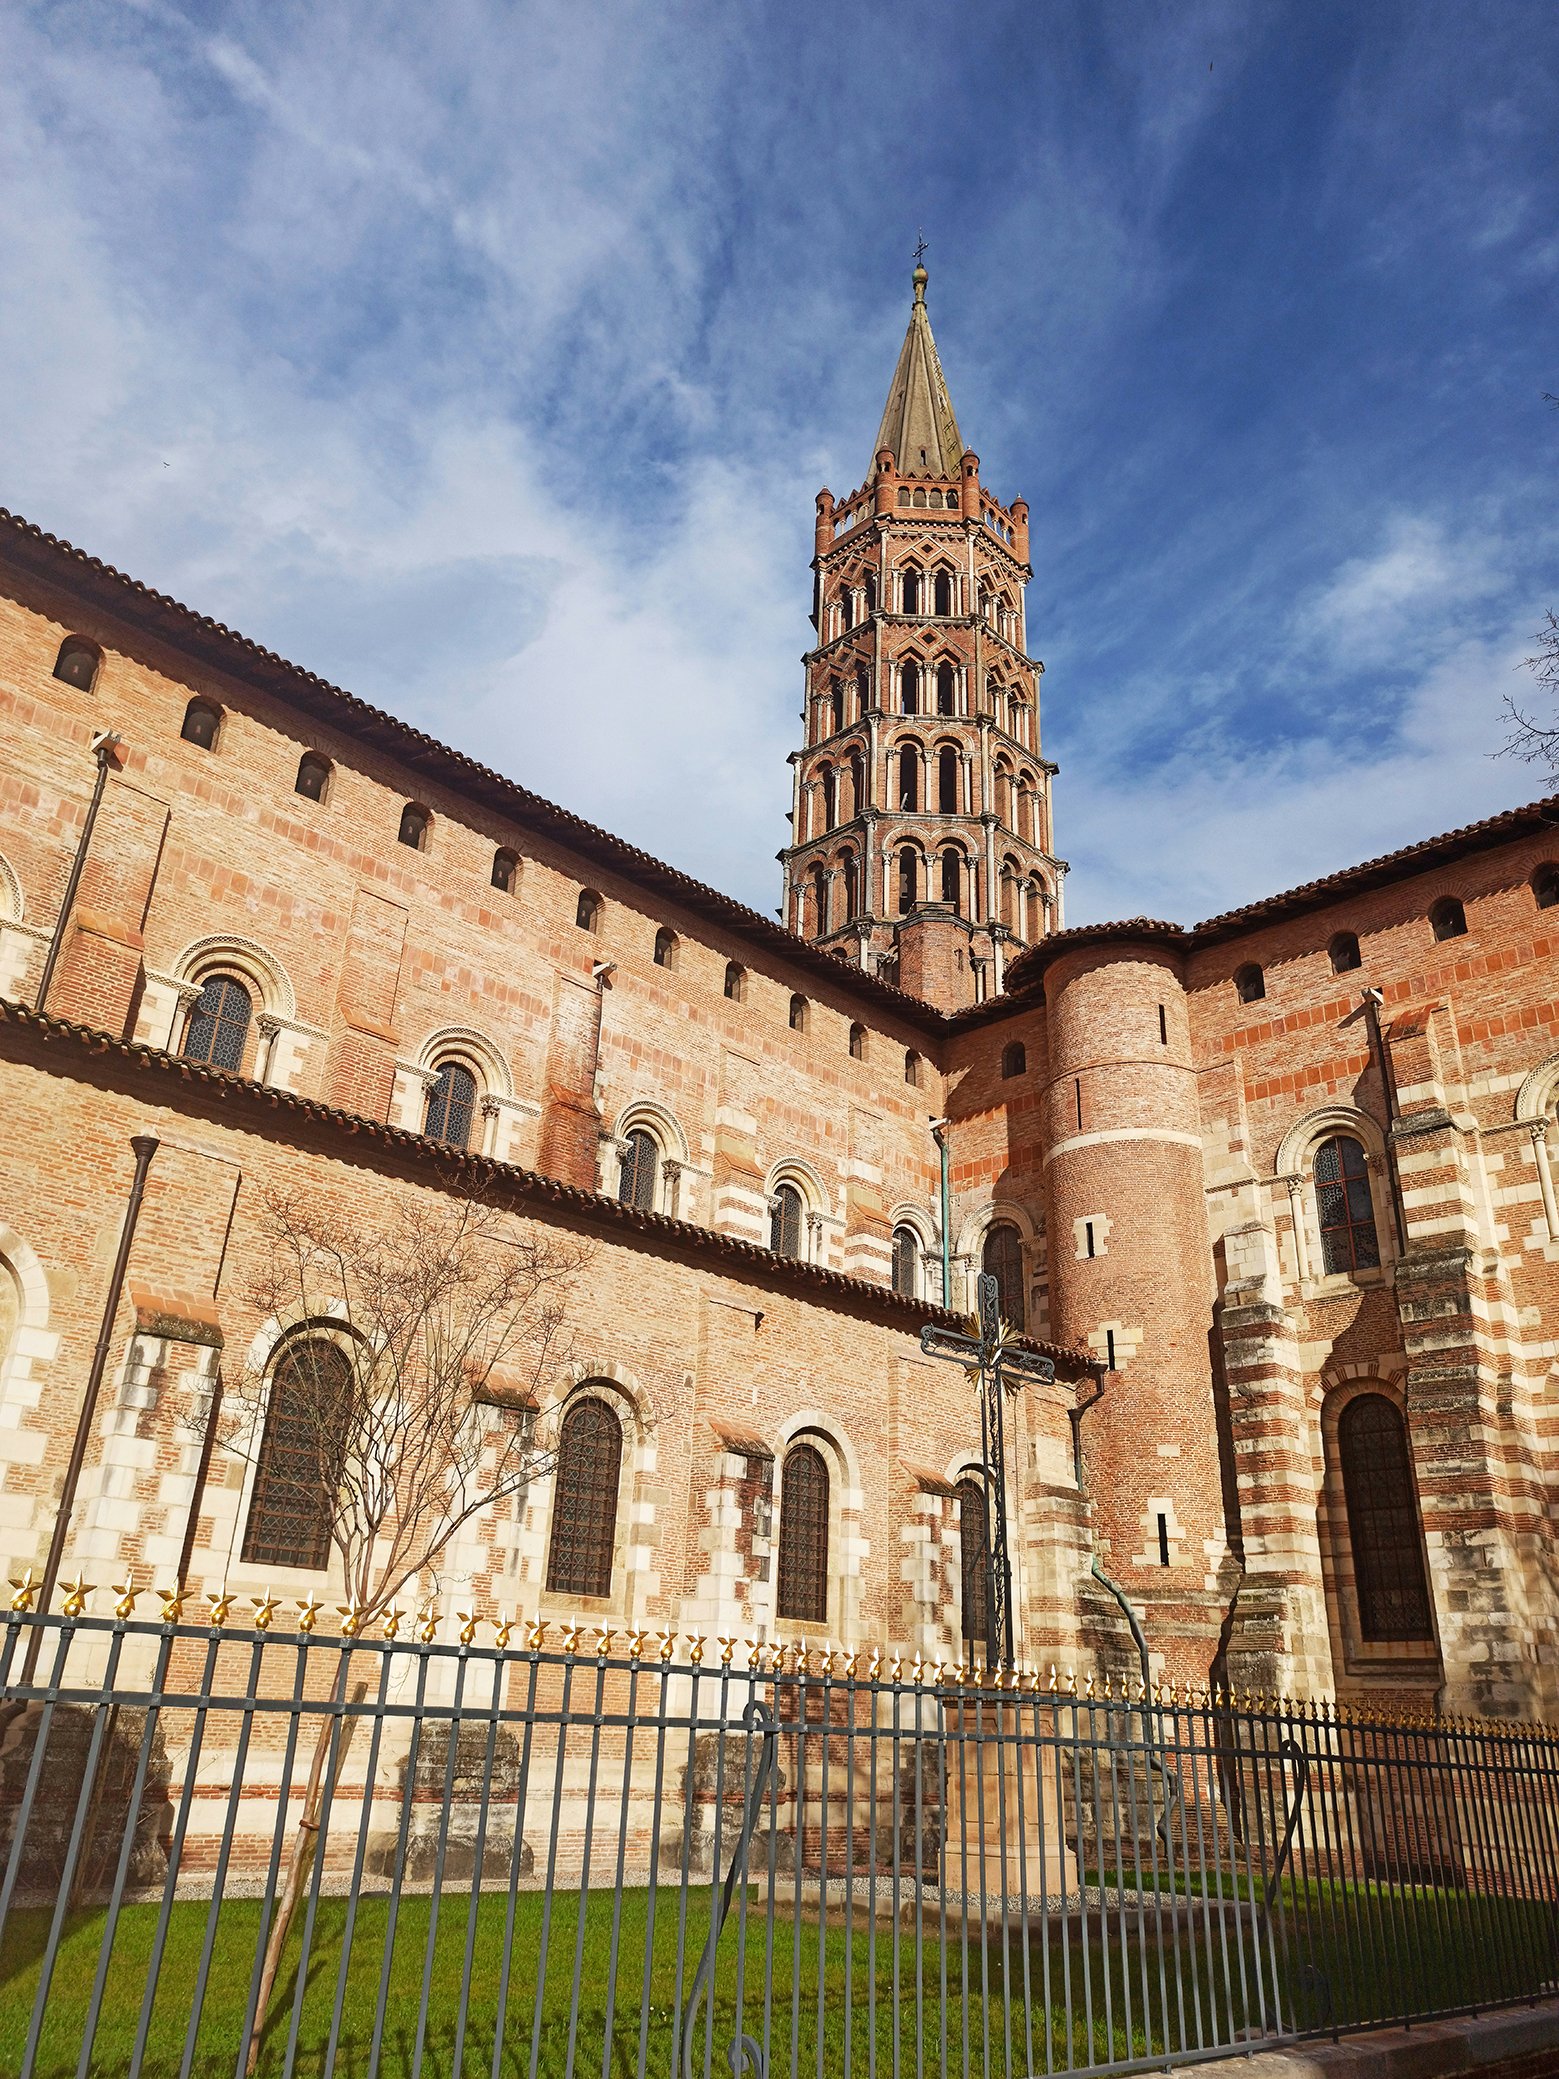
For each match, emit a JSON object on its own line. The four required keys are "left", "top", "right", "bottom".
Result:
{"left": 0, "top": 267, "right": 1555, "bottom": 1719}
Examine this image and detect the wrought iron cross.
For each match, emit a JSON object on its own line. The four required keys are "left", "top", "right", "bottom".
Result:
{"left": 920, "top": 1272, "right": 1055, "bottom": 1670}
{"left": 913, "top": 229, "right": 929, "bottom": 267}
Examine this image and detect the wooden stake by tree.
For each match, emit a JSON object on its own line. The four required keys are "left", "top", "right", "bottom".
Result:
{"left": 226, "top": 1183, "right": 586, "bottom": 2072}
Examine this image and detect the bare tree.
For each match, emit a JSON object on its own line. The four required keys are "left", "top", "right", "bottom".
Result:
{"left": 1498, "top": 396, "right": 1559, "bottom": 782}
{"left": 226, "top": 1182, "right": 587, "bottom": 2071}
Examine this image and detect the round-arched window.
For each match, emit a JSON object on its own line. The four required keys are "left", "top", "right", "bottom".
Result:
{"left": 770, "top": 1182, "right": 803, "bottom": 1258}
{"left": 957, "top": 1475, "right": 989, "bottom": 1646}
{"left": 891, "top": 1224, "right": 919, "bottom": 1297}
{"left": 618, "top": 1128, "right": 659, "bottom": 1212}
{"left": 424, "top": 1061, "right": 477, "bottom": 1148}
{"left": 53, "top": 636, "right": 100, "bottom": 691}
{"left": 546, "top": 1398, "right": 623, "bottom": 1598}
{"left": 982, "top": 1223, "right": 1025, "bottom": 1329}
{"left": 1337, "top": 1394, "right": 1433, "bottom": 1643}
{"left": 241, "top": 1338, "right": 354, "bottom": 1570}
{"left": 1314, "top": 1136, "right": 1380, "bottom": 1274}
{"left": 776, "top": 1442, "right": 829, "bottom": 1623}
{"left": 183, "top": 973, "right": 252, "bottom": 1071}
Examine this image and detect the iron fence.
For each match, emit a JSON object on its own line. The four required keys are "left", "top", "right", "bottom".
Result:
{"left": 0, "top": 1599, "right": 1556, "bottom": 2079}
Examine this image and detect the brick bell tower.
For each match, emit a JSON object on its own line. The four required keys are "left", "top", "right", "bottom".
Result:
{"left": 781, "top": 260, "right": 1064, "bottom": 1011}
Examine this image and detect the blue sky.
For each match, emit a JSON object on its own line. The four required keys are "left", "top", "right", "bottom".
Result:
{"left": 1, "top": 1, "right": 1554, "bottom": 925}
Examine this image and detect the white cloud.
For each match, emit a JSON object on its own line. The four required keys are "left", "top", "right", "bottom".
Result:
{"left": 1295, "top": 515, "right": 1507, "bottom": 670}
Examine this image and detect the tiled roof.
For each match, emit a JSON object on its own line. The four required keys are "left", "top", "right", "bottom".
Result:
{"left": 0, "top": 995, "right": 1097, "bottom": 1380}
{"left": 0, "top": 506, "right": 948, "bottom": 1036}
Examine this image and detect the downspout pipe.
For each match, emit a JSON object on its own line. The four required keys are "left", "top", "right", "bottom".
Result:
{"left": 1070, "top": 1363, "right": 1153, "bottom": 1704}
{"left": 930, "top": 1120, "right": 952, "bottom": 1306}
{"left": 24, "top": 1132, "right": 158, "bottom": 1680}
{"left": 1361, "top": 986, "right": 1410, "bottom": 1257}
{"left": 35, "top": 731, "right": 124, "bottom": 1013}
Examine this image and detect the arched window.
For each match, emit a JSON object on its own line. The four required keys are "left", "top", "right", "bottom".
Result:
{"left": 183, "top": 973, "right": 252, "bottom": 1071}
{"left": 938, "top": 746, "right": 959, "bottom": 813}
{"left": 618, "top": 1128, "right": 659, "bottom": 1211}
{"left": 982, "top": 1222, "right": 1024, "bottom": 1329}
{"left": 1235, "top": 963, "right": 1265, "bottom": 1004}
{"left": 182, "top": 699, "right": 221, "bottom": 750}
{"left": 936, "top": 663, "right": 956, "bottom": 717}
{"left": 653, "top": 926, "right": 677, "bottom": 968}
{"left": 864, "top": 574, "right": 877, "bottom": 616}
{"left": 776, "top": 1443, "right": 829, "bottom": 1623}
{"left": 856, "top": 666, "right": 871, "bottom": 717}
{"left": 295, "top": 753, "right": 331, "bottom": 802}
{"left": 846, "top": 749, "right": 865, "bottom": 816}
{"left": 53, "top": 636, "right": 100, "bottom": 691}
{"left": 1001, "top": 1041, "right": 1026, "bottom": 1080}
{"left": 810, "top": 864, "right": 830, "bottom": 935}
{"left": 849, "top": 1022, "right": 866, "bottom": 1061}
{"left": 491, "top": 848, "right": 519, "bottom": 893}
{"left": 898, "top": 846, "right": 918, "bottom": 912}
{"left": 1533, "top": 864, "right": 1559, "bottom": 910}
{"left": 900, "top": 660, "right": 920, "bottom": 715}
{"left": 820, "top": 766, "right": 837, "bottom": 829}
{"left": 1315, "top": 1135, "right": 1380, "bottom": 1273}
{"left": 957, "top": 1476, "right": 988, "bottom": 1645}
{"left": 770, "top": 1181, "right": 803, "bottom": 1258}
{"left": 840, "top": 850, "right": 859, "bottom": 919}
{"left": 724, "top": 961, "right": 746, "bottom": 1001}
{"left": 904, "top": 1050, "right": 921, "bottom": 1087}
{"left": 829, "top": 679, "right": 844, "bottom": 732}
{"left": 546, "top": 1398, "right": 623, "bottom": 1597}
{"left": 789, "top": 994, "right": 808, "bottom": 1032}
{"left": 1337, "top": 1395, "right": 1433, "bottom": 1643}
{"left": 839, "top": 589, "right": 854, "bottom": 632}
{"left": 933, "top": 571, "right": 953, "bottom": 617}
{"left": 1329, "top": 931, "right": 1361, "bottom": 973}
{"left": 898, "top": 744, "right": 920, "bottom": 811}
{"left": 1430, "top": 896, "right": 1467, "bottom": 941}
{"left": 241, "top": 1338, "right": 353, "bottom": 1569}
{"left": 891, "top": 1224, "right": 919, "bottom": 1297}
{"left": 912, "top": 487, "right": 927, "bottom": 509}
{"left": 398, "top": 803, "right": 429, "bottom": 850}
{"left": 940, "top": 846, "right": 961, "bottom": 908}
{"left": 900, "top": 567, "right": 921, "bottom": 615}
{"left": 424, "top": 1061, "right": 477, "bottom": 1147}
{"left": 577, "top": 889, "right": 603, "bottom": 932}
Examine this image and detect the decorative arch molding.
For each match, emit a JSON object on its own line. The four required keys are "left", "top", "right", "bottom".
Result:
{"left": 777, "top": 1409, "right": 862, "bottom": 1496}
{"left": 1275, "top": 1103, "right": 1388, "bottom": 1177}
{"left": 172, "top": 934, "right": 297, "bottom": 1019}
{"left": 1316, "top": 1351, "right": 1407, "bottom": 1408}
{"left": 241, "top": 1302, "right": 354, "bottom": 1386}
{"left": 610, "top": 1099, "right": 690, "bottom": 1166}
{"left": 1515, "top": 1052, "right": 1559, "bottom": 1123}
{"left": 414, "top": 1024, "right": 515, "bottom": 1099}
{"left": 0, "top": 1221, "right": 52, "bottom": 1335}
{"left": 550, "top": 1358, "right": 658, "bottom": 1437}
{"left": 954, "top": 1198, "right": 1042, "bottom": 1264}
{"left": 888, "top": 1203, "right": 938, "bottom": 1251}
{"left": 764, "top": 1156, "right": 830, "bottom": 1218}
{"left": 0, "top": 850, "right": 24, "bottom": 923}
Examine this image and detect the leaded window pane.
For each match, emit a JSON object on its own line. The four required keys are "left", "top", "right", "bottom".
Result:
{"left": 770, "top": 1184, "right": 802, "bottom": 1259}
{"left": 619, "top": 1129, "right": 658, "bottom": 1211}
{"left": 1338, "top": 1394, "right": 1434, "bottom": 1643}
{"left": 957, "top": 1477, "right": 988, "bottom": 1644}
{"left": 1315, "top": 1136, "right": 1380, "bottom": 1274}
{"left": 982, "top": 1223, "right": 1024, "bottom": 1330}
{"left": 425, "top": 1062, "right": 476, "bottom": 1148}
{"left": 776, "top": 1443, "right": 829, "bottom": 1623}
{"left": 242, "top": 1341, "right": 352, "bottom": 1570}
{"left": 891, "top": 1226, "right": 918, "bottom": 1297}
{"left": 546, "top": 1398, "right": 622, "bottom": 1597}
{"left": 184, "top": 974, "right": 252, "bottom": 1072}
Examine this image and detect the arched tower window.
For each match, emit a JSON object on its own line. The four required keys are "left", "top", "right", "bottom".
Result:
{"left": 839, "top": 589, "right": 854, "bottom": 632}
{"left": 904, "top": 1050, "right": 921, "bottom": 1087}
{"left": 491, "top": 848, "right": 519, "bottom": 893}
{"left": 770, "top": 1182, "right": 803, "bottom": 1258}
{"left": 940, "top": 845, "right": 961, "bottom": 908}
{"left": 1329, "top": 932, "right": 1361, "bottom": 973}
{"left": 295, "top": 753, "right": 331, "bottom": 801}
{"left": 1430, "top": 896, "right": 1467, "bottom": 941}
{"left": 820, "top": 766, "right": 837, "bottom": 829}
{"left": 546, "top": 1398, "right": 623, "bottom": 1597}
{"left": 898, "top": 743, "right": 920, "bottom": 811}
{"left": 840, "top": 850, "right": 859, "bottom": 919}
{"left": 576, "top": 889, "right": 603, "bottom": 932}
{"left": 900, "top": 660, "right": 920, "bottom": 715}
{"left": 849, "top": 1022, "right": 866, "bottom": 1060}
{"left": 53, "top": 636, "right": 101, "bottom": 691}
{"left": 618, "top": 1128, "right": 659, "bottom": 1211}
{"left": 241, "top": 1338, "right": 353, "bottom": 1570}
{"left": 1001, "top": 1041, "right": 1026, "bottom": 1079}
{"left": 1533, "top": 864, "right": 1559, "bottom": 909}
{"left": 1235, "top": 964, "right": 1265, "bottom": 1004}
{"left": 1337, "top": 1395, "right": 1434, "bottom": 1642}
{"left": 982, "top": 1222, "right": 1024, "bottom": 1329}
{"left": 847, "top": 748, "right": 865, "bottom": 815}
{"left": 653, "top": 926, "right": 678, "bottom": 968}
{"left": 829, "top": 679, "right": 844, "bottom": 732}
{"left": 957, "top": 1476, "right": 988, "bottom": 1645}
{"left": 891, "top": 1224, "right": 919, "bottom": 1297}
{"left": 936, "top": 662, "right": 956, "bottom": 716}
{"left": 933, "top": 571, "right": 953, "bottom": 618}
{"left": 900, "top": 567, "right": 921, "bottom": 615}
{"left": 811, "top": 864, "right": 830, "bottom": 935}
{"left": 424, "top": 1061, "right": 477, "bottom": 1148}
{"left": 864, "top": 574, "right": 877, "bottom": 616}
{"left": 182, "top": 699, "right": 221, "bottom": 750}
{"left": 789, "top": 994, "right": 808, "bottom": 1032}
{"left": 897, "top": 846, "right": 918, "bottom": 912}
{"left": 776, "top": 1442, "right": 829, "bottom": 1623}
{"left": 183, "top": 973, "right": 252, "bottom": 1072}
{"left": 1315, "top": 1135, "right": 1380, "bottom": 1273}
{"left": 938, "top": 746, "right": 959, "bottom": 813}
{"left": 398, "top": 803, "right": 429, "bottom": 850}
{"left": 724, "top": 961, "right": 746, "bottom": 1001}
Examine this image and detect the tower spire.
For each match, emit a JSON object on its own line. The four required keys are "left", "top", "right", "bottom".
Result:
{"left": 872, "top": 259, "right": 964, "bottom": 478}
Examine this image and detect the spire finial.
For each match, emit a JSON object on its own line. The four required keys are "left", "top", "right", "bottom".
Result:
{"left": 912, "top": 229, "right": 928, "bottom": 301}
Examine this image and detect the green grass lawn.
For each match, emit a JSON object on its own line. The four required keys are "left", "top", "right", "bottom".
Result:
{"left": 0, "top": 1878, "right": 1552, "bottom": 2079}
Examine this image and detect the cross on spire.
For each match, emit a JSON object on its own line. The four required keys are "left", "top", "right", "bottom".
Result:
{"left": 913, "top": 229, "right": 929, "bottom": 267}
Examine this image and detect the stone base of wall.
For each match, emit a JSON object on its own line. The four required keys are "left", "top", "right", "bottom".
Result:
{"left": 1231, "top": 1998, "right": 1559, "bottom": 2077}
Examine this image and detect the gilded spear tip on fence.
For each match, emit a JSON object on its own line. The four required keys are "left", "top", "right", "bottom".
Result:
{"left": 717, "top": 1634, "right": 736, "bottom": 1666}
{"left": 687, "top": 1634, "right": 706, "bottom": 1666}
{"left": 867, "top": 1645, "right": 882, "bottom": 1680}
{"left": 7, "top": 1567, "right": 40, "bottom": 1612}
{"left": 745, "top": 1637, "right": 762, "bottom": 1669}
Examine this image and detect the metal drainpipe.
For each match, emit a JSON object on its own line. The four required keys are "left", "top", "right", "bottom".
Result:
{"left": 24, "top": 1131, "right": 159, "bottom": 1680}
{"left": 1070, "top": 1365, "right": 1153, "bottom": 1702}
{"left": 176, "top": 1364, "right": 226, "bottom": 1595}
{"left": 1362, "top": 987, "right": 1410, "bottom": 1257}
{"left": 34, "top": 731, "right": 124, "bottom": 1012}
{"left": 930, "top": 1121, "right": 952, "bottom": 1306}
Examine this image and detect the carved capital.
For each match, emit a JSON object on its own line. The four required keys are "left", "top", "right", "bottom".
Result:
{"left": 1530, "top": 1119, "right": 1549, "bottom": 1146}
{"left": 254, "top": 1012, "right": 282, "bottom": 1039}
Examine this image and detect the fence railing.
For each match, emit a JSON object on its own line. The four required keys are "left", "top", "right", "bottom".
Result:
{"left": 0, "top": 1599, "right": 1556, "bottom": 2079}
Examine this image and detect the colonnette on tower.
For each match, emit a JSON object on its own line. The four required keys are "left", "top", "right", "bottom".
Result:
{"left": 0, "top": 265, "right": 1554, "bottom": 1721}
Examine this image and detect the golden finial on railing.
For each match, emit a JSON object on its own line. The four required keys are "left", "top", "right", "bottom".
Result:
{"left": 60, "top": 1576, "right": 93, "bottom": 1619}
{"left": 560, "top": 1622, "right": 582, "bottom": 1655}
{"left": 297, "top": 1595, "right": 325, "bottom": 1635}
{"left": 338, "top": 1602, "right": 368, "bottom": 1638}
{"left": 592, "top": 1625, "right": 616, "bottom": 1658}
{"left": 207, "top": 1590, "right": 236, "bottom": 1628}
{"left": 1102, "top": 1670, "right": 1115, "bottom": 1702}
{"left": 842, "top": 1647, "right": 860, "bottom": 1679}
{"left": 380, "top": 1605, "right": 403, "bottom": 1641}
{"left": 527, "top": 1617, "right": 550, "bottom": 1651}
{"left": 627, "top": 1628, "right": 648, "bottom": 1659}
{"left": 1083, "top": 1670, "right": 1096, "bottom": 1701}
{"left": 867, "top": 1645, "right": 883, "bottom": 1681}
{"left": 1135, "top": 1677, "right": 1148, "bottom": 1704}
{"left": 888, "top": 1650, "right": 903, "bottom": 1682}
{"left": 766, "top": 1639, "right": 784, "bottom": 1674}
{"left": 414, "top": 1602, "right": 437, "bottom": 1645}
{"left": 112, "top": 1579, "right": 139, "bottom": 1620}
{"left": 910, "top": 1652, "right": 926, "bottom": 1685}
{"left": 158, "top": 1585, "right": 188, "bottom": 1624}
{"left": 793, "top": 1643, "right": 810, "bottom": 1676}
{"left": 687, "top": 1634, "right": 706, "bottom": 1666}
{"left": 932, "top": 1659, "right": 947, "bottom": 1689}
{"left": 718, "top": 1635, "right": 736, "bottom": 1667}
{"left": 746, "top": 1637, "right": 763, "bottom": 1670}
{"left": 457, "top": 1611, "right": 480, "bottom": 1648}
{"left": 820, "top": 1645, "right": 837, "bottom": 1677}
{"left": 493, "top": 1611, "right": 515, "bottom": 1651}
{"left": 8, "top": 1568, "right": 41, "bottom": 1613}
{"left": 249, "top": 1590, "right": 279, "bottom": 1632}
{"left": 655, "top": 1628, "right": 675, "bottom": 1664}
